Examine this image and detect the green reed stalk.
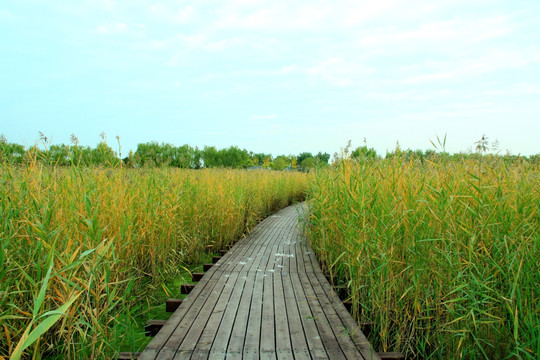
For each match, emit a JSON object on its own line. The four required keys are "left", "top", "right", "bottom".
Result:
{"left": 306, "top": 155, "right": 539, "bottom": 359}
{"left": 0, "top": 161, "right": 307, "bottom": 359}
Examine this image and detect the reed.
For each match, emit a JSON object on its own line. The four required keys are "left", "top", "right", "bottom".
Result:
{"left": 0, "top": 161, "right": 307, "bottom": 359}
{"left": 306, "top": 154, "right": 539, "bottom": 359}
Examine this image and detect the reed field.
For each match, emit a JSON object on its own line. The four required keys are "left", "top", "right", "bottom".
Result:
{"left": 306, "top": 154, "right": 539, "bottom": 359}
{"left": 0, "top": 160, "right": 307, "bottom": 359}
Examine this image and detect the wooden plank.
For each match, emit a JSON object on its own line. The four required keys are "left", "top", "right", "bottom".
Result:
{"left": 205, "top": 271, "right": 249, "bottom": 360}
{"left": 272, "top": 219, "right": 298, "bottom": 359}
{"left": 181, "top": 284, "right": 196, "bottom": 294}
{"left": 166, "top": 299, "right": 183, "bottom": 313}
{"left": 301, "top": 229, "right": 381, "bottom": 360}
{"left": 307, "top": 272, "right": 364, "bottom": 359}
{"left": 289, "top": 235, "right": 330, "bottom": 360}
{"left": 226, "top": 271, "right": 258, "bottom": 354}
{"left": 159, "top": 233, "right": 267, "bottom": 356}
{"left": 118, "top": 352, "right": 141, "bottom": 360}
{"left": 140, "top": 265, "right": 227, "bottom": 356}
{"left": 137, "top": 349, "right": 159, "bottom": 360}
{"left": 155, "top": 348, "right": 176, "bottom": 360}
{"left": 294, "top": 243, "right": 347, "bottom": 359}
{"left": 282, "top": 273, "right": 310, "bottom": 356}
{"left": 189, "top": 271, "right": 240, "bottom": 354}
{"left": 260, "top": 272, "right": 276, "bottom": 358}
{"left": 192, "top": 273, "right": 205, "bottom": 282}
{"left": 146, "top": 320, "right": 167, "bottom": 337}
{"left": 170, "top": 271, "right": 235, "bottom": 354}
{"left": 241, "top": 267, "right": 264, "bottom": 358}
{"left": 203, "top": 264, "right": 213, "bottom": 272}
{"left": 186, "top": 350, "right": 209, "bottom": 360}
{"left": 260, "top": 213, "right": 291, "bottom": 358}
{"left": 209, "top": 215, "right": 279, "bottom": 275}
{"left": 278, "top": 228, "right": 305, "bottom": 357}
{"left": 274, "top": 270, "right": 292, "bottom": 355}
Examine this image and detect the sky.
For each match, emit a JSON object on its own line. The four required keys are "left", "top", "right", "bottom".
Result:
{"left": 1, "top": 0, "right": 539, "bottom": 157}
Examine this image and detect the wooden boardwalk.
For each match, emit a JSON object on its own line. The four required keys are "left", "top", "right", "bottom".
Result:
{"left": 138, "top": 203, "right": 381, "bottom": 360}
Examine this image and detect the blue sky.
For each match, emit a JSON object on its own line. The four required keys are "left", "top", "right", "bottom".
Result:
{"left": 1, "top": 0, "right": 539, "bottom": 157}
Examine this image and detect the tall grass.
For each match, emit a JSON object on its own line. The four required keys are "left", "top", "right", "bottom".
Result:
{"left": 0, "top": 161, "right": 307, "bottom": 359}
{"left": 306, "top": 155, "right": 539, "bottom": 359}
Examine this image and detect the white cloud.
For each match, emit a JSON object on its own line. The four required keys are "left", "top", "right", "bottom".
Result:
{"left": 358, "top": 16, "right": 511, "bottom": 48}
{"left": 96, "top": 23, "right": 128, "bottom": 35}
{"left": 176, "top": 33, "right": 206, "bottom": 47}
{"left": 279, "top": 58, "right": 375, "bottom": 86}
{"left": 204, "top": 37, "right": 246, "bottom": 51}
{"left": 366, "top": 89, "right": 456, "bottom": 101}
{"left": 343, "top": 0, "right": 398, "bottom": 26}
{"left": 175, "top": 6, "right": 196, "bottom": 23}
{"left": 149, "top": 4, "right": 196, "bottom": 24}
{"left": 213, "top": 2, "right": 341, "bottom": 31}
{"left": 149, "top": 4, "right": 164, "bottom": 13}
{"left": 191, "top": 57, "right": 374, "bottom": 86}
{"left": 103, "top": 0, "right": 115, "bottom": 10}
{"left": 0, "top": 8, "right": 16, "bottom": 21}
{"left": 172, "top": 31, "right": 265, "bottom": 52}
{"left": 401, "top": 47, "right": 540, "bottom": 84}
{"left": 210, "top": 0, "right": 505, "bottom": 34}
{"left": 251, "top": 114, "right": 276, "bottom": 120}
{"left": 483, "top": 83, "right": 540, "bottom": 96}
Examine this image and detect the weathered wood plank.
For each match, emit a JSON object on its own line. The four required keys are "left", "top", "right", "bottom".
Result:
{"left": 190, "top": 271, "right": 240, "bottom": 354}
{"left": 171, "top": 271, "right": 234, "bottom": 354}
{"left": 226, "top": 271, "right": 258, "bottom": 354}
{"left": 204, "top": 272, "right": 248, "bottom": 359}
{"left": 118, "top": 352, "right": 141, "bottom": 360}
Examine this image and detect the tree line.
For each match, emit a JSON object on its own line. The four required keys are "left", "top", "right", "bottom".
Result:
{"left": 2, "top": 134, "right": 537, "bottom": 169}
{"left": 0, "top": 134, "right": 331, "bottom": 170}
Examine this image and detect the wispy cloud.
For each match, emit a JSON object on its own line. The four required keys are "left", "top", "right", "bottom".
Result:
{"left": 96, "top": 23, "right": 128, "bottom": 35}
{"left": 401, "top": 47, "right": 540, "bottom": 84}
{"left": 251, "top": 114, "right": 276, "bottom": 120}
{"left": 280, "top": 58, "right": 375, "bottom": 87}
{"left": 366, "top": 89, "right": 456, "bottom": 101}
{"left": 0, "top": 8, "right": 16, "bottom": 22}
{"left": 358, "top": 16, "right": 511, "bottom": 48}
{"left": 149, "top": 4, "right": 196, "bottom": 24}
{"left": 175, "top": 33, "right": 249, "bottom": 51}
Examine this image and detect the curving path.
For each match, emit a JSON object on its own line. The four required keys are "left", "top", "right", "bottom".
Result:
{"left": 138, "top": 203, "right": 380, "bottom": 360}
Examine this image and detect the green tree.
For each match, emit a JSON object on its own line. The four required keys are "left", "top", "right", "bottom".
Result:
{"left": 220, "top": 146, "right": 252, "bottom": 168}
{"left": 175, "top": 144, "right": 199, "bottom": 168}
{"left": 201, "top": 146, "right": 221, "bottom": 168}
{"left": 47, "top": 144, "right": 71, "bottom": 166}
{"left": 351, "top": 146, "right": 377, "bottom": 160}
{"left": 315, "top": 152, "right": 331, "bottom": 165}
{"left": 252, "top": 152, "right": 273, "bottom": 167}
{"left": 300, "top": 157, "right": 316, "bottom": 170}
{"left": 297, "top": 152, "right": 313, "bottom": 165}
{"left": 91, "top": 142, "right": 120, "bottom": 166}
{"left": 0, "top": 138, "right": 26, "bottom": 164}
{"left": 271, "top": 156, "right": 288, "bottom": 170}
